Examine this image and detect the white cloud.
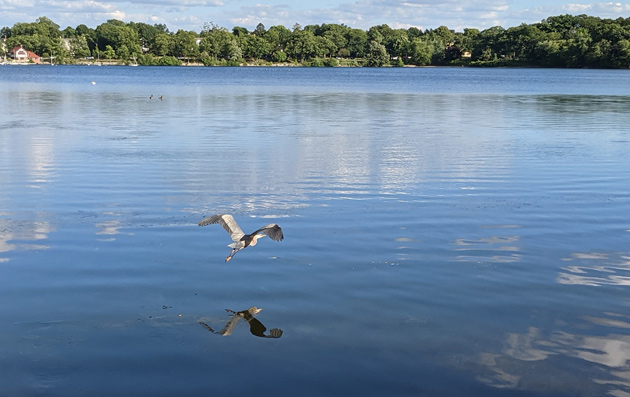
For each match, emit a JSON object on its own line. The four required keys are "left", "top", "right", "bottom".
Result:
{"left": 0, "top": 0, "right": 35, "bottom": 9}
{"left": 594, "top": 1, "right": 630, "bottom": 13}
{"left": 46, "top": 0, "right": 120, "bottom": 13}
{"left": 140, "top": 0, "right": 222, "bottom": 5}
{"left": 321, "top": 0, "right": 516, "bottom": 30}
{"left": 2, "top": 0, "right": 630, "bottom": 34}
{"left": 563, "top": 3, "right": 594, "bottom": 12}
{"left": 228, "top": 4, "right": 291, "bottom": 27}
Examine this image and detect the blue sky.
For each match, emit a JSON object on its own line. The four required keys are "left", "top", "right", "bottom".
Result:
{"left": 1, "top": 0, "right": 629, "bottom": 33}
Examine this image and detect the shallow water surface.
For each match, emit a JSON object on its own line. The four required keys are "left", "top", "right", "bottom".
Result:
{"left": 1, "top": 66, "right": 630, "bottom": 396}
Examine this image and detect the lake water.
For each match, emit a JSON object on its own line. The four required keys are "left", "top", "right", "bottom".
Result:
{"left": 1, "top": 65, "right": 630, "bottom": 396}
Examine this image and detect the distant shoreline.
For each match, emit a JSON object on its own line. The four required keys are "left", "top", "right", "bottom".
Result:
{"left": 4, "top": 14, "right": 630, "bottom": 69}
{"left": 1, "top": 60, "right": 358, "bottom": 67}
{"left": 3, "top": 59, "right": 625, "bottom": 70}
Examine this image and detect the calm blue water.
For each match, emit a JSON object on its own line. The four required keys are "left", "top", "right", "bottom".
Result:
{"left": 1, "top": 65, "right": 630, "bottom": 396}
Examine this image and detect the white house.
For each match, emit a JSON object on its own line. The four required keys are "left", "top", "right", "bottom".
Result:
{"left": 9, "top": 45, "right": 41, "bottom": 64}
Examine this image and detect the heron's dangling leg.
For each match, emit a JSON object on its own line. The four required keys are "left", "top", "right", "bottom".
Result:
{"left": 225, "top": 248, "right": 239, "bottom": 262}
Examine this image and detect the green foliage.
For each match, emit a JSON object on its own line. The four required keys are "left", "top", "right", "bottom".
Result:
{"left": 286, "top": 29, "right": 318, "bottom": 61}
{"left": 307, "top": 55, "right": 341, "bottom": 67}
{"left": 264, "top": 25, "right": 292, "bottom": 53}
{"left": 5, "top": 16, "right": 63, "bottom": 59}
{"left": 200, "top": 24, "right": 235, "bottom": 60}
{"left": 95, "top": 20, "right": 141, "bottom": 60}
{"left": 172, "top": 29, "right": 199, "bottom": 61}
{"left": 239, "top": 34, "right": 271, "bottom": 60}
{"left": 62, "top": 26, "right": 76, "bottom": 38}
{"left": 389, "top": 30, "right": 411, "bottom": 58}
{"left": 365, "top": 40, "right": 389, "bottom": 66}
{"left": 138, "top": 54, "right": 182, "bottom": 66}
{"left": 128, "top": 22, "right": 163, "bottom": 51}
{"left": 156, "top": 55, "right": 182, "bottom": 66}
{"left": 346, "top": 28, "right": 368, "bottom": 57}
{"left": 232, "top": 26, "right": 249, "bottom": 36}
{"left": 410, "top": 38, "right": 434, "bottom": 65}
{"left": 324, "top": 57, "right": 339, "bottom": 67}
{"left": 6, "top": 13, "right": 630, "bottom": 68}
{"left": 254, "top": 23, "right": 266, "bottom": 37}
{"left": 151, "top": 33, "right": 172, "bottom": 56}
{"left": 309, "top": 57, "right": 324, "bottom": 67}
{"left": 272, "top": 50, "right": 287, "bottom": 63}
{"left": 102, "top": 44, "right": 115, "bottom": 60}
{"left": 339, "top": 58, "right": 360, "bottom": 67}
{"left": 69, "top": 35, "right": 91, "bottom": 58}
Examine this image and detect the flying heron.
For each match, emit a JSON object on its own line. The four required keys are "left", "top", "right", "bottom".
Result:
{"left": 198, "top": 214, "right": 284, "bottom": 262}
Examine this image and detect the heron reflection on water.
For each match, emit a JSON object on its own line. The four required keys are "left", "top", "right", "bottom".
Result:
{"left": 199, "top": 307, "right": 283, "bottom": 338}
{"left": 198, "top": 214, "right": 284, "bottom": 262}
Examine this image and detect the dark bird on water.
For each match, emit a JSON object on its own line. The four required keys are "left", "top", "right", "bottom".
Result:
{"left": 198, "top": 214, "right": 284, "bottom": 262}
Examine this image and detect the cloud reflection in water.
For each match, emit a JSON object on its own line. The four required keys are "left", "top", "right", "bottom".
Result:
{"left": 94, "top": 212, "right": 134, "bottom": 241}
{"left": 477, "top": 251, "right": 630, "bottom": 395}
{"left": 453, "top": 225, "right": 522, "bottom": 264}
{"left": 477, "top": 313, "right": 630, "bottom": 395}
{"left": 558, "top": 252, "right": 630, "bottom": 286}
{"left": 0, "top": 216, "right": 54, "bottom": 263}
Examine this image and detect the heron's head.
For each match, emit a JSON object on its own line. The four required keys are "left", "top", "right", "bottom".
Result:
{"left": 247, "top": 307, "right": 263, "bottom": 315}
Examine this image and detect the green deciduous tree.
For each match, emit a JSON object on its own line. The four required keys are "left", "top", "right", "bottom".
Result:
{"left": 240, "top": 34, "right": 272, "bottom": 60}
{"left": 286, "top": 29, "right": 318, "bottom": 61}
{"left": 365, "top": 40, "right": 389, "bottom": 66}
{"left": 172, "top": 29, "right": 200, "bottom": 62}
{"left": 200, "top": 23, "right": 238, "bottom": 61}
{"left": 6, "top": 16, "right": 63, "bottom": 58}
{"left": 103, "top": 44, "right": 115, "bottom": 61}
{"left": 95, "top": 20, "right": 141, "bottom": 60}
{"left": 346, "top": 28, "right": 368, "bottom": 57}
{"left": 69, "top": 35, "right": 91, "bottom": 58}
{"left": 388, "top": 29, "right": 411, "bottom": 60}
{"left": 151, "top": 33, "right": 173, "bottom": 57}
{"left": 264, "top": 25, "right": 292, "bottom": 53}
{"left": 410, "top": 38, "right": 434, "bottom": 65}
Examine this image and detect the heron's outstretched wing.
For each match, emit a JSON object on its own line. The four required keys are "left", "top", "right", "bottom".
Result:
{"left": 198, "top": 321, "right": 216, "bottom": 333}
{"left": 217, "top": 315, "right": 242, "bottom": 336}
{"left": 253, "top": 224, "right": 284, "bottom": 242}
{"left": 198, "top": 214, "right": 245, "bottom": 242}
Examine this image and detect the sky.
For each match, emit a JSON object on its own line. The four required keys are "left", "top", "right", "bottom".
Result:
{"left": 1, "top": 0, "right": 630, "bottom": 33}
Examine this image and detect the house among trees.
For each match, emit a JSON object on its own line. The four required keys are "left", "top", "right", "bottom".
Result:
{"left": 9, "top": 45, "right": 41, "bottom": 63}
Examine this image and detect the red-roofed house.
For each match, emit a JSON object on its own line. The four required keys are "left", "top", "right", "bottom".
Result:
{"left": 9, "top": 46, "right": 41, "bottom": 64}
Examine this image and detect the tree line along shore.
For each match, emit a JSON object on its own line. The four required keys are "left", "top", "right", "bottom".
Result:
{"left": 2, "top": 14, "right": 630, "bottom": 68}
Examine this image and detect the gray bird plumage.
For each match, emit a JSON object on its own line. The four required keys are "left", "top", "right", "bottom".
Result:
{"left": 198, "top": 214, "right": 283, "bottom": 262}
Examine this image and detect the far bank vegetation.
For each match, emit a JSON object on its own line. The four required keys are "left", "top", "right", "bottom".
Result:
{"left": 2, "top": 14, "right": 630, "bottom": 68}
